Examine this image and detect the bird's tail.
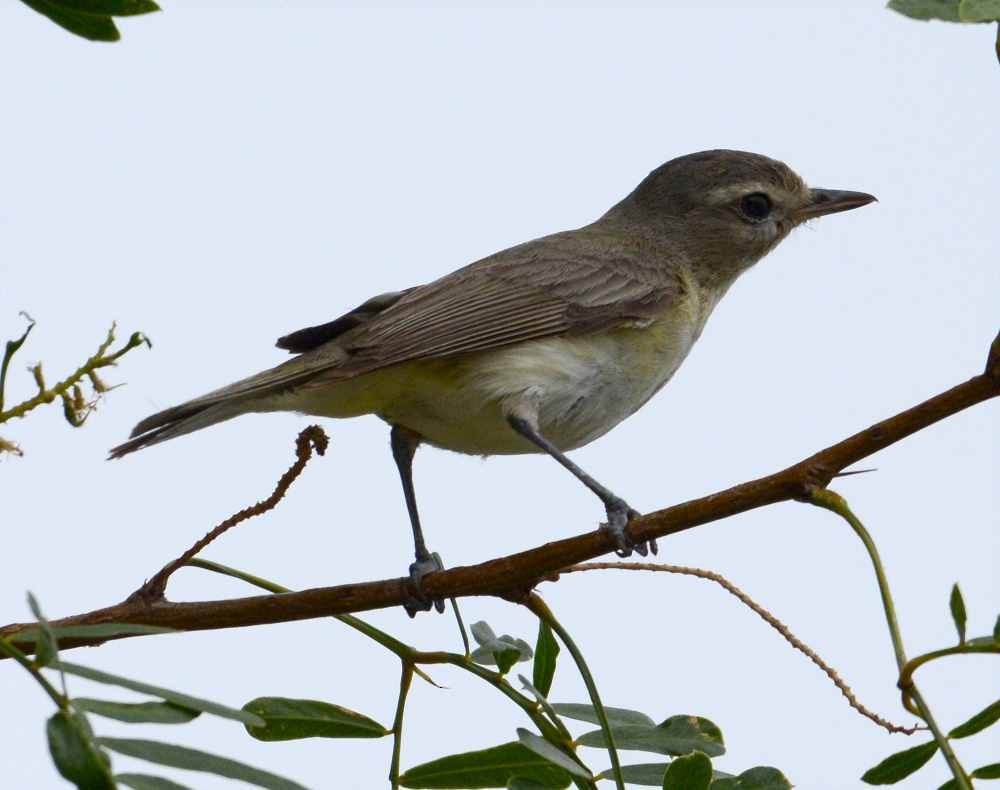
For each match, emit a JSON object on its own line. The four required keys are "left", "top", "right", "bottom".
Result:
{"left": 108, "top": 399, "right": 251, "bottom": 459}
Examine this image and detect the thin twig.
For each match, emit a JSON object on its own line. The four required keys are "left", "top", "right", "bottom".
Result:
{"left": 557, "top": 561, "right": 922, "bottom": 736}
{"left": 130, "top": 425, "right": 329, "bottom": 602}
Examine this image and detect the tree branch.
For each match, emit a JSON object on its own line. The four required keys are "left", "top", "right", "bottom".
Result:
{"left": 2, "top": 330, "right": 997, "bottom": 655}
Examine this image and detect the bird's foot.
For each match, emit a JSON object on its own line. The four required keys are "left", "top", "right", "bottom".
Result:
{"left": 404, "top": 551, "right": 446, "bottom": 617}
{"left": 602, "top": 497, "right": 657, "bottom": 558}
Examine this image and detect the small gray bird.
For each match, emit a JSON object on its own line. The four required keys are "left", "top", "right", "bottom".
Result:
{"left": 111, "top": 150, "right": 875, "bottom": 614}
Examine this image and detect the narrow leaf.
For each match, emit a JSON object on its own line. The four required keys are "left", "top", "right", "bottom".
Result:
{"left": 242, "top": 697, "right": 388, "bottom": 741}
{"left": 26, "top": 592, "right": 59, "bottom": 667}
{"left": 74, "top": 698, "right": 200, "bottom": 724}
{"left": 44, "top": 0, "right": 159, "bottom": 15}
{"left": 116, "top": 774, "right": 194, "bottom": 790}
{"left": 949, "top": 698, "right": 1000, "bottom": 738}
{"left": 19, "top": 0, "right": 120, "bottom": 41}
{"left": 552, "top": 703, "right": 655, "bottom": 728}
{"left": 56, "top": 661, "right": 264, "bottom": 726}
{"left": 14, "top": 623, "right": 176, "bottom": 643}
{"left": 662, "top": 751, "right": 713, "bottom": 790}
{"left": 399, "top": 741, "right": 572, "bottom": 789}
{"left": 97, "top": 738, "right": 308, "bottom": 790}
{"left": 936, "top": 781, "right": 959, "bottom": 790}
{"left": 950, "top": 583, "right": 967, "bottom": 644}
{"left": 507, "top": 780, "right": 554, "bottom": 790}
{"left": 47, "top": 711, "right": 115, "bottom": 789}
{"left": 0, "top": 319, "right": 34, "bottom": 413}
{"left": 516, "top": 729, "right": 592, "bottom": 779}
{"left": 532, "top": 621, "right": 559, "bottom": 697}
{"left": 861, "top": 741, "right": 938, "bottom": 784}
{"left": 972, "top": 762, "right": 1000, "bottom": 778}
{"left": 600, "top": 763, "right": 670, "bottom": 785}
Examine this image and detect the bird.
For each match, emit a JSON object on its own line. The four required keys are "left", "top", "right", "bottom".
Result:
{"left": 111, "top": 149, "right": 876, "bottom": 615}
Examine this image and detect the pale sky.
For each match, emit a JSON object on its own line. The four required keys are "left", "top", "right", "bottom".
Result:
{"left": 1, "top": 2, "right": 997, "bottom": 789}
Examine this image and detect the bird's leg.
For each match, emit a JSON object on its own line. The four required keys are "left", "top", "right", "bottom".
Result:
{"left": 390, "top": 425, "right": 445, "bottom": 616}
{"left": 507, "top": 415, "right": 656, "bottom": 558}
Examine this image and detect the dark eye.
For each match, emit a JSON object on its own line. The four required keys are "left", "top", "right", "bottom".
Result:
{"left": 740, "top": 192, "right": 772, "bottom": 221}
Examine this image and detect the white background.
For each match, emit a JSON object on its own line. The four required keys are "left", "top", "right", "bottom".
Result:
{"left": 1, "top": 2, "right": 997, "bottom": 788}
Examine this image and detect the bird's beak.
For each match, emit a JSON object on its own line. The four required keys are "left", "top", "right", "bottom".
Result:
{"left": 795, "top": 188, "right": 877, "bottom": 221}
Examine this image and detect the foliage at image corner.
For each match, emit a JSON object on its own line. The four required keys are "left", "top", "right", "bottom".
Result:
{"left": 17, "top": 0, "right": 159, "bottom": 43}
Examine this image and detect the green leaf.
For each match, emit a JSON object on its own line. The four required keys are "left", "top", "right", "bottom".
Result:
{"left": 949, "top": 698, "right": 1000, "bottom": 738}
{"left": 45, "top": 0, "right": 159, "bottom": 15}
{"left": 56, "top": 661, "right": 264, "bottom": 726}
{"left": 959, "top": 0, "right": 1000, "bottom": 22}
{"left": 14, "top": 623, "right": 176, "bottom": 643}
{"left": 993, "top": 614, "right": 1000, "bottom": 643}
{"left": 18, "top": 0, "right": 120, "bottom": 41}
{"left": 242, "top": 697, "right": 388, "bottom": 741}
{"left": 861, "top": 741, "right": 938, "bottom": 784}
{"left": 516, "top": 729, "right": 591, "bottom": 779}
{"left": 26, "top": 592, "right": 59, "bottom": 668}
{"left": 399, "top": 741, "right": 572, "bottom": 789}
{"left": 662, "top": 751, "right": 713, "bottom": 790}
{"left": 74, "top": 698, "right": 200, "bottom": 724}
{"left": 600, "top": 763, "right": 670, "bottom": 785}
{"left": 47, "top": 710, "right": 116, "bottom": 789}
{"left": 116, "top": 774, "right": 195, "bottom": 790}
{"left": 507, "top": 780, "right": 554, "bottom": 790}
{"left": 97, "top": 738, "right": 308, "bottom": 790}
{"left": 714, "top": 767, "right": 792, "bottom": 789}
{"left": 578, "top": 715, "right": 725, "bottom": 758}
{"left": 950, "top": 583, "right": 967, "bottom": 644}
{"left": 532, "top": 621, "right": 559, "bottom": 697}
{"left": 936, "top": 781, "right": 960, "bottom": 790}
{"left": 552, "top": 703, "right": 655, "bottom": 728}
{"left": 972, "top": 762, "right": 1000, "bottom": 778}
{"left": 887, "top": 0, "right": 962, "bottom": 21}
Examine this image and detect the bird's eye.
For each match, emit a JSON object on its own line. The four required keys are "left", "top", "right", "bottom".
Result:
{"left": 740, "top": 192, "right": 772, "bottom": 221}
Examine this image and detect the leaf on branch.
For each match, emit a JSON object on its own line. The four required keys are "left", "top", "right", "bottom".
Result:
{"left": 887, "top": 0, "right": 962, "bottom": 21}
{"left": 958, "top": 0, "right": 1000, "bottom": 22}
{"left": 950, "top": 583, "right": 967, "bottom": 644}
{"left": 0, "top": 317, "right": 34, "bottom": 414}
{"left": 47, "top": 710, "right": 115, "bottom": 789}
{"left": 398, "top": 741, "right": 573, "bottom": 789}
{"left": 17, "top": 0, "right": 160, "bottom": 42}
{"left": 532, "top": 620, "right": 559, "bottom": 697}
{"left": 73, "top": 698, "right": 200, "bottom": 724}
{"left": 662, "top": 751, "right": 713, "bottom": 790}
{"left": 971, "top": 762, "right": 1000, "bottom": 778}
{"left": 861, "top": 741, "right": 938, "bottom": 784}
{"left": 55, "top": 661, "right": 265, "bottom": 727}
{"left": 242, "top": 697, "right": 389, "bottom": 741}
{"left": 551, "top": 702, "right": 654, "bottom": 728}
{"left": 12, "top": 622, "right": 177, "bottom": 644}
{"left": 516, "top": 729, "right": 592, "bottom": 779}
{"left": 598, "top": 763, "right": 671, "bottom": 786}
{"left": 577, "top": 715, "right": 724, "bottom": 758}
{"left": 948, "top": 698, "right": 1000, "bottom": 738}
{"left": 97, "top": 738, "right": 309, "bottom": 790}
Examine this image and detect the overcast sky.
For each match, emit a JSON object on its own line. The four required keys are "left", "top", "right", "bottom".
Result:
{"left": 1, "top": 2, "right": 997, "bottom": 789}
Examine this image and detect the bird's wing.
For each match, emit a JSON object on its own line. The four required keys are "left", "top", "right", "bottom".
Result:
{"left": 317, "top": 228, "right": 683, "bottom": 374}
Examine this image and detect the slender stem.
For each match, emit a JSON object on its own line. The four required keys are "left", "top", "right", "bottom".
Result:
{"left": 389, "top": 664, "right": 414, "bottom": 790}
{"left": 0, "top": 637, "right": 66, "bottom": 710}
{"left": 808, "top": 489, "right": 972, "bottom": 790}
{"left": 525, "top": 593, "right": 624, "bottom": 790}
{"left": 900, "top": 643, "right": 999, "bottom": 691}
{"left": 449, "top": 598, "right": 471, "bottom": 657}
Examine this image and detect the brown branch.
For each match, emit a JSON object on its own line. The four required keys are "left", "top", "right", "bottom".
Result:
{"left": 557, "top": 562, "right": 922, "bottom": 735}
{"left": 1, "top": 330, "right": 997, "bottom": 655}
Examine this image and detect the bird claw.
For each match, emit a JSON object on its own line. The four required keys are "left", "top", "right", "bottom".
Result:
{"left": 405, "top": 551, "right": 446, "bottom": 617}
{"left": 602, "top": 498, "right": 657, "bottom": 558}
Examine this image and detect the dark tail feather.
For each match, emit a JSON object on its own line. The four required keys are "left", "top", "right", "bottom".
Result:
{"left": 108, "top": 401, "right": 246, "bottom": 459}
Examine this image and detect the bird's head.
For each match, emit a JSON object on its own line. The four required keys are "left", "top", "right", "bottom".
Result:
{"left": 609, "top": 149, "right": 876, "bottom": 285}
